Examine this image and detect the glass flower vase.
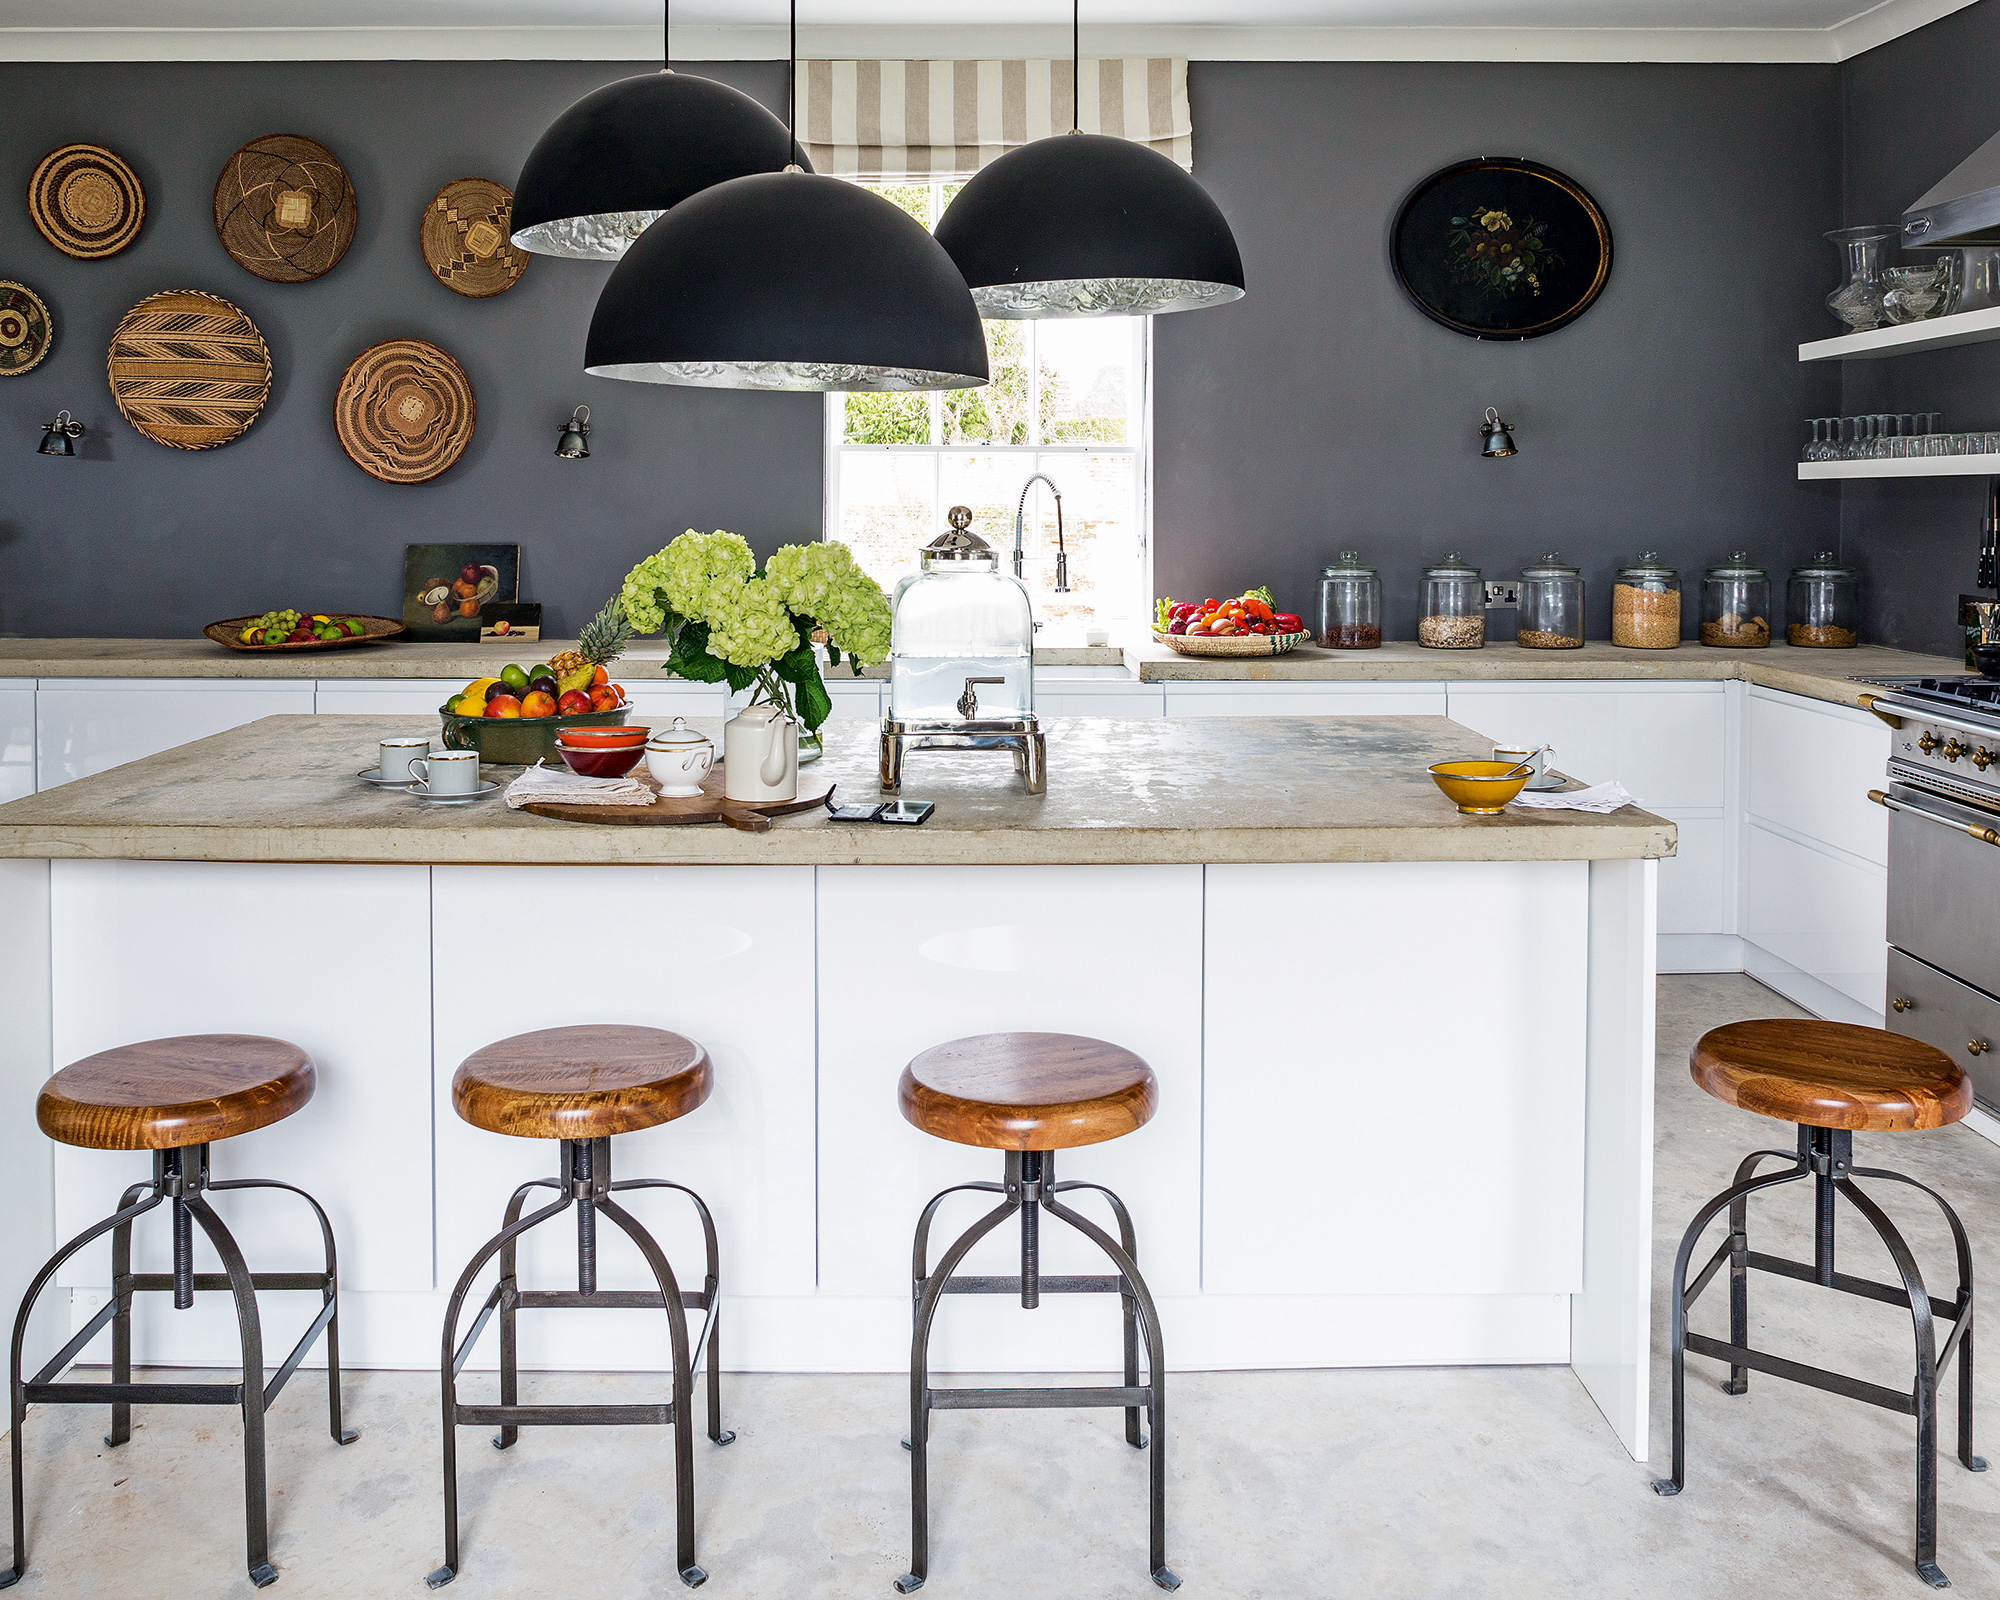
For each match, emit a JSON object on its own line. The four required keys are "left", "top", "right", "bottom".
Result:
{"left": 1825, "top": 226, "right": 1894, "bottom": 332}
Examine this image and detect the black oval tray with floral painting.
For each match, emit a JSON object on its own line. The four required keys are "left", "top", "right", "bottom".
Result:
{"left": 1391, "top": 158, "right": 1612, "bottom": 341}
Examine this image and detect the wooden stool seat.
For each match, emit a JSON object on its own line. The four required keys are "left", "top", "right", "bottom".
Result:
{"left": 1691, "top": 1019, "right": 1970, "bottom": 1133}
{"left": 36, "top": 1034, "right": 315, "bottom": 1151}
{"left": 452, "top": 1024, "right": 711, "bottom": 1141}
{"left": 898, "top": 1032, "right": 1157, "bottom": 1151}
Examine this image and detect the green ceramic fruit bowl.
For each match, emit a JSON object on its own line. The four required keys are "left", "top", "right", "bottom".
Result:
{"left": 437, "top": 702, "right": 632, "bottom": 767}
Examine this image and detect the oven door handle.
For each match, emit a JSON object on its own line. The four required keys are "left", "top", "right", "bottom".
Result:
{"left": 1868, "top": 788, "right": 2000, "bottom": 846}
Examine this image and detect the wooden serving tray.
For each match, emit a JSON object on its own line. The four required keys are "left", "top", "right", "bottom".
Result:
{"left": 522, "top": 772, "right": 835, "bottom": 834}
{"left": 205, "top": 614, "right": 405, "bottom": 652}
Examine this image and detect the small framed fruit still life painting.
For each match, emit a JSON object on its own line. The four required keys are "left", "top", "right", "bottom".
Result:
{"left": 404, "top": 543, "right": 520, "bottom": 641}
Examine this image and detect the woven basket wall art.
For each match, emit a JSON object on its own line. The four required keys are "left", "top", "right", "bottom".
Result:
{"left": 335, "top": 339, "right": 476, "bottom": 484}
{"left": 28, "top": 144, "right": 145, "bottom": 259}
{"left": 420, "top": 177, "right": 530, "bottom": 298}
{"left": 106, "top": 290, "right": 272, "bottom": 450}
{"left": 0, "top": 282, "right": 54, "bottom": 377}
{"left": 213, "top": 134, "right": 357, "bottom": 284}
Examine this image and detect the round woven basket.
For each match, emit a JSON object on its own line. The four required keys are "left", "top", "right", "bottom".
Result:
{"left": 107, "top": 290, "right": 271, "bottom": 450}
{"left": 29, "top": 144, "right": 144, "bottom": 259}
{"left": 1152, "top": 628, "right": 1311, "bottom": 658}
{"left": 335, "top": 339, "right": 476, "bottom": 484}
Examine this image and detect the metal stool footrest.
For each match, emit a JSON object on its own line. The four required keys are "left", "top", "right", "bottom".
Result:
{"left": 1654, "top": 1124, "right": 1985, "bottom": 1589}
{"left": 3, "top": 1144, "right": 355, "bottom": 1592}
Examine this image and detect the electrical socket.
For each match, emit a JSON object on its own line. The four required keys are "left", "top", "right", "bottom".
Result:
{"left": 1484, "top": 580, "right": 1520, "bottom": 608}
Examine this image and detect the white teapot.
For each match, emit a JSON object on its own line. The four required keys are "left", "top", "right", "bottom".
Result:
{"left": 723, "top": 700, "right": 798, "bottom": 803}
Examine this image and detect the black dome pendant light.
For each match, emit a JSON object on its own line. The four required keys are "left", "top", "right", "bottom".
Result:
{"left": 933, "top": 0, "right": 1245, "bottom": 319}
{"left": 510, "top": 0, "right": 807, "bottom": 260}
{"left": 583, "top": 0, "right": 989, "bottom": 392}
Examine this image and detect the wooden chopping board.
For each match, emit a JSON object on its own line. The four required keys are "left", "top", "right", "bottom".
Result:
{"left": 522, "top": 771, "right": 836, "bottom": 833}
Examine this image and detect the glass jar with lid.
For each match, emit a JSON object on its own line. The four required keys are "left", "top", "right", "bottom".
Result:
{"left": 1318, "top": 551, "right": 1382, "bottom": 648}
{"left": 1787, "top": 552, "right": 1860, "bottom": 647}
{"left": 1611, "top": 552, "right": 1681, "bottom": 648}
{"left": 1518, "top": 552, "right": 1584, "bottom": 649}
{"left": 888, "top": 505, "right": 1036, "bottom": 722}
{"left": 1699, "top": 553, "right": 1771, "bottom": 648}
{"left": 1418, "top": 553, "right": 1484, "bottom": 648}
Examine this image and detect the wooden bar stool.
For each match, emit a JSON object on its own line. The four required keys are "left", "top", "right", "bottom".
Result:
{"left": 895, "top": 1032, "right": 1175, "bottom": 1594}
{"left": 3, "top": 1035, "right": 355, "bottom": 1591}
{"left": 1655, "top": 1019, "right": 1984, "bottom": 1587}
{"left": 429, "top": 1025, "right": 732, "bottom": 1592}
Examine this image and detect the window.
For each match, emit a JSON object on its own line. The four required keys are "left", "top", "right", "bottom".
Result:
{"left": 826, "top": 181, "right": 1150, "bottom": 639}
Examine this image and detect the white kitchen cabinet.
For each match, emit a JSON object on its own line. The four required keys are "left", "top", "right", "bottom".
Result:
{"left": 1745, "top": 687, "right": 1889, "bottom": 866}
{"left": 823, "top": 677, "right": 882, "bottom": 718}
{"left": 1164, "top": 680, "right": 1448, "bottom": 717}
{"left": 0, "top": 683, "right": 34, "bottom": 802}
{"left": 623, "top": 681, "right": 730, "bottom": 721}
{"left": 36, "top": 678, "right": 316, "bottom": 791}
{"left": 1037, "top": 677, "right": 1165, "bottom": 717}
{"left": 311, "top": 679, "right": 467, "bottom": 717}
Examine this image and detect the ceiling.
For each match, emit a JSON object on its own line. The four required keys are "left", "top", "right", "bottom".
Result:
{"left": 0, "top": 0, "right": 1974, "bottom": 62}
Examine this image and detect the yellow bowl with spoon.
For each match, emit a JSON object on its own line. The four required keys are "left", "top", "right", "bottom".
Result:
{"left": 1428, "top": 758, "right": 1533, "bottom": 816}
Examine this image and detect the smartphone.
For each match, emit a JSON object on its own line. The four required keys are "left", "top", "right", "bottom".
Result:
{"left": 825, "top": 801, "right": 886, "bottom": 822}
{"left": 878, "top": 800, "right": 936, "bottom": 825}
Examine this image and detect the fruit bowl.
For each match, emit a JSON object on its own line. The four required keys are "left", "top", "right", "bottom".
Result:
{"left": 205, "top": 614, "right": 405, "bottom": 652}
{"left": 1153, "top": 628, "right": 1311, "bottom": 658}
{"left": 438, "top": 701, "right": 631, "bottom": 766}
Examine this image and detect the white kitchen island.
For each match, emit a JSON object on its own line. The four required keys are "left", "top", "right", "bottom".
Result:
{"left": 0, "top": 713, "right": 1670, "bottom": 1460}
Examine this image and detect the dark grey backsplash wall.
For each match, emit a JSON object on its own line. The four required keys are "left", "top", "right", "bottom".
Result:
{"left": 1840, "top": 1, "right": 2000, "bottom": 656}
{"left": 1157, "top": 62, "right": 1843, "bottom": 640}
{"left": 0, "top": 56, "right": 1843, "bottom": 639}
{"left": 0, "top": 60, "right": 821, "bottom": 639}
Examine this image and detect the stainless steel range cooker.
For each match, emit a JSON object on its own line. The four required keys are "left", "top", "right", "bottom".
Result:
{"left": 1863, "top": 675, "right": 2000, "bottom": 1109}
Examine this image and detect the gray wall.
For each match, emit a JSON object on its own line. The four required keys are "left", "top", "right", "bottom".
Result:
{"left": 0, "top": 60, "right": 821, "bottom": 639}
{"left": 1839, "top": 1, "right": 2000, "bottom": 656}
{"left": 1156, "top": 61, "right": 1843, "bottom": 641}
{"left": 0, "top": 56, "right": 1844, "bottom": 640}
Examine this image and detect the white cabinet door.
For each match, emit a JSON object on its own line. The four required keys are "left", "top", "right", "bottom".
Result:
{"left": 1163, "top": 681, "right": 1448, "bottom": 717}
{"left": 824, "top": 678, "right": 882, "bottom": 719}
{"left": 1743, "top": 823, "right": 1886, "bottom": 1018}
{"left": 1746, "top": 688, "right": 1889, "bottom": 866}
{"left": 37, "top": 679, "right": 315, "bottom": 790}
{"left": 312, "top": 679, "right": 467, "bottom": 717}
{"left": 624, "top": 681, "right": 730, "bottom": 721}
{"left": 1037, "top": 680, "right": 1165, "bottom": 717}
{"left": 0, "top": 683, "right": 33, "bottom": 802}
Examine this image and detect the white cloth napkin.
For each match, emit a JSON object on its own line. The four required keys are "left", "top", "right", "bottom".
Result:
{"left": 505, "top": 760, "right": 656, "bottom": 809}
{"left": 1509, "top": 780, "right": 1640, "bottom": 814}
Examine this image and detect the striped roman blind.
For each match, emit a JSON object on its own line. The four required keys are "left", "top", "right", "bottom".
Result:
{"left": 795, "top": 58, "right": 1193, "bottom": 180}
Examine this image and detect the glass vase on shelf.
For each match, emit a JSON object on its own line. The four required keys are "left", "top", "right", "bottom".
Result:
{"left": 1824, "top": 226, "right": 1896, "bottom": 333}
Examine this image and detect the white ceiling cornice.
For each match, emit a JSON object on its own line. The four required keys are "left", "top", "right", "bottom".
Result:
{"left": 0, "top": 2, "right": 1980, "bottom": 66}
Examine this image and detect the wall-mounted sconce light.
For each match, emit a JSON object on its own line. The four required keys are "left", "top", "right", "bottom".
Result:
{"left": 37, "top": 410, "right": 83, "bottom": 457}
{"left": 555, "top": 405, "right": 591, "bottom": 459}
{"left": 1480, "top": 407, "right": 1517, "bottom": 458}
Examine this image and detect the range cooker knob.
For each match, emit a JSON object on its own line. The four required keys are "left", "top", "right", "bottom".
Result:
{"left": 1977, "top": 747, "right": 1996, "bottom": 771}
{"left": 1944, "top": 738, "right": 1967, "bottom": 762}
{"left": 1919, "top": 731, "right": 1941, "bottom": 754}
{"left": 1892, "top": 996, "right": 1915, "bottom": 1012}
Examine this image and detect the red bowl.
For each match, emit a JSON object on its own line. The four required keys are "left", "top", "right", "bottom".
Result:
{"left": 557, "top": 726, "right": 649, "bottom": 748}
{"left": 556, "top": 743, "right": 647, "bottom": 778}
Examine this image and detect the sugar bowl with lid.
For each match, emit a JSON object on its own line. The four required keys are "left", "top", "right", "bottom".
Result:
{"left": 646, "top": 718, "right": 716, "bottom": 797}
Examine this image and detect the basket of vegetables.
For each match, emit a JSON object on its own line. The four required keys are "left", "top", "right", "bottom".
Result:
{"left": 1153, "top": 590, "right": 1310, "bottom": 657}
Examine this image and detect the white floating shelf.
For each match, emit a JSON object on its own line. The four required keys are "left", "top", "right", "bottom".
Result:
{"left": 1798, "top": 455, "right": 2000, "bottom": 479}
{"left": 1799, "top": 307, "right": 2000, "bottom": 362}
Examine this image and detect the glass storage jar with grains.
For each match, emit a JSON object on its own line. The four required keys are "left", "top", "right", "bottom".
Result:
{"left": 1699, "top": 552, "right": 1771, "bottom": 647}
{"left": 1418, "top": 553, "right": 1484, "bottom": 649}
{"left": 1611, "top": 553, "right": 1681, "bottom": 648}
{"left": 1787, "top": 552, "right": 1859, "bottom": 647}
{"left": 1517, "top": 553, "right": 1584, "bottom": 649}
{"left": 1318, "top": 551, "right": 1382, "bottom": 648}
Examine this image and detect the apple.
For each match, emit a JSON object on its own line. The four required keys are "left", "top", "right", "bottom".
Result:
{"left": 483, "top": 694, "right": 523, "bottom": 719}
{"left": 519, "top": 689, "right": 557, "bottom": 719}
{"left": 589, "top": 685, "right": 620, "bottom": 713}
{"left": 558, "top": 689, "right": 593, "bottom": 715}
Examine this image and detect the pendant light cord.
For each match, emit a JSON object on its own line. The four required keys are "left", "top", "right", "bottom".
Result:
{"left": 663, "top": 0, "right": 670, "bottom": 71}
{"left": 1072, "top": 0, "right": 1080, "bottom": 133}
{"left": 787, "top": 0, "right": 799, "bottom": 160}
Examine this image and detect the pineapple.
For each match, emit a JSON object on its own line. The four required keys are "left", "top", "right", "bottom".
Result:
{"left": 551, "top": 599, "right": 631, "bottom": 696}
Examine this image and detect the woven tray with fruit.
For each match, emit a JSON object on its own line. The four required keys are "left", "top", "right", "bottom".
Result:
{"left": 438, "top": 601, "right": 635, "bottom": 765}
{"left": 206, "top": 610, "right": 405, "bottom": 651}
{"left": 1153, "top": 590, "right": 1310, "bottom": 657}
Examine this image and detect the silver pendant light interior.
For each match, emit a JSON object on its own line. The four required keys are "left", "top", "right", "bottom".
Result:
{"left": 582, "top": 0, "right": 989, "bottom": 393}
{"left": 509, "top": 0, "right": 806, "bottom": 260}
{"left": 932, "top": 0, "right": 1245, "bottom": 320}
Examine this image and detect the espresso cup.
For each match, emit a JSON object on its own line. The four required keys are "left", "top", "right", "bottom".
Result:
{"left": 378, "top": 736, "right": 432, "bottom": 784}
{"left": 1494, "top": 744, "right": 1553, "bottom": 786}
{"left": 409, "top": 749, "right": 481, "bottom": 795}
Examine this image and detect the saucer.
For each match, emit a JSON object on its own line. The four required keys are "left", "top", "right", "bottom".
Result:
{"left": 409, "top": 779, "right": 502, "bottom": 803}
{"left": 358, "top": 767, "right": 418, "bottom": 787}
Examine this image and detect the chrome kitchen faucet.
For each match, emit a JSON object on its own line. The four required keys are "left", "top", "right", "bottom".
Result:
{"left": 1012, "top": 472, "right": 1069, "bottom": 592}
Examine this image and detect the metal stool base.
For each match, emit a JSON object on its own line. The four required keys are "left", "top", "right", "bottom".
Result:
{"left": 3, "top": 1143, "right": 354, "bottom": 1590}
{"left": 432, "top": 1136, "right": 730, "bottom": 1590}
{"left": 899, "top": 1149, "right": 1175, "bottom": 1592}
{"left": 1655, "top": 1124, "right": 1983, "bottom": 1588}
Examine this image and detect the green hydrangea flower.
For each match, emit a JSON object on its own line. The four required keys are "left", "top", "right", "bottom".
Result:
{"left": 618, "top": 530, "right": 757, "bottom": 634}
{"left": 766, "top": 542, "right": 892, "bottom": 665}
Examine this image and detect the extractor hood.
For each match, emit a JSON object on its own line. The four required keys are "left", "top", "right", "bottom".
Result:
{"left": 1904, "top": 128, "right": 2000, "bottom": 248}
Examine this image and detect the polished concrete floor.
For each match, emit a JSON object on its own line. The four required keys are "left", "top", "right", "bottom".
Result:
{"left": 5, "top": 975, "right": 1998, "bottom": 1598}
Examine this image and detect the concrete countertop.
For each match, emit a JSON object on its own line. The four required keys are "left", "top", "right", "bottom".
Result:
{"left": 0, "top": 715, "right": 1675, "bottom": 867}
{"left": 1127, "top": 639, "right": 1966, "bottom": 711}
